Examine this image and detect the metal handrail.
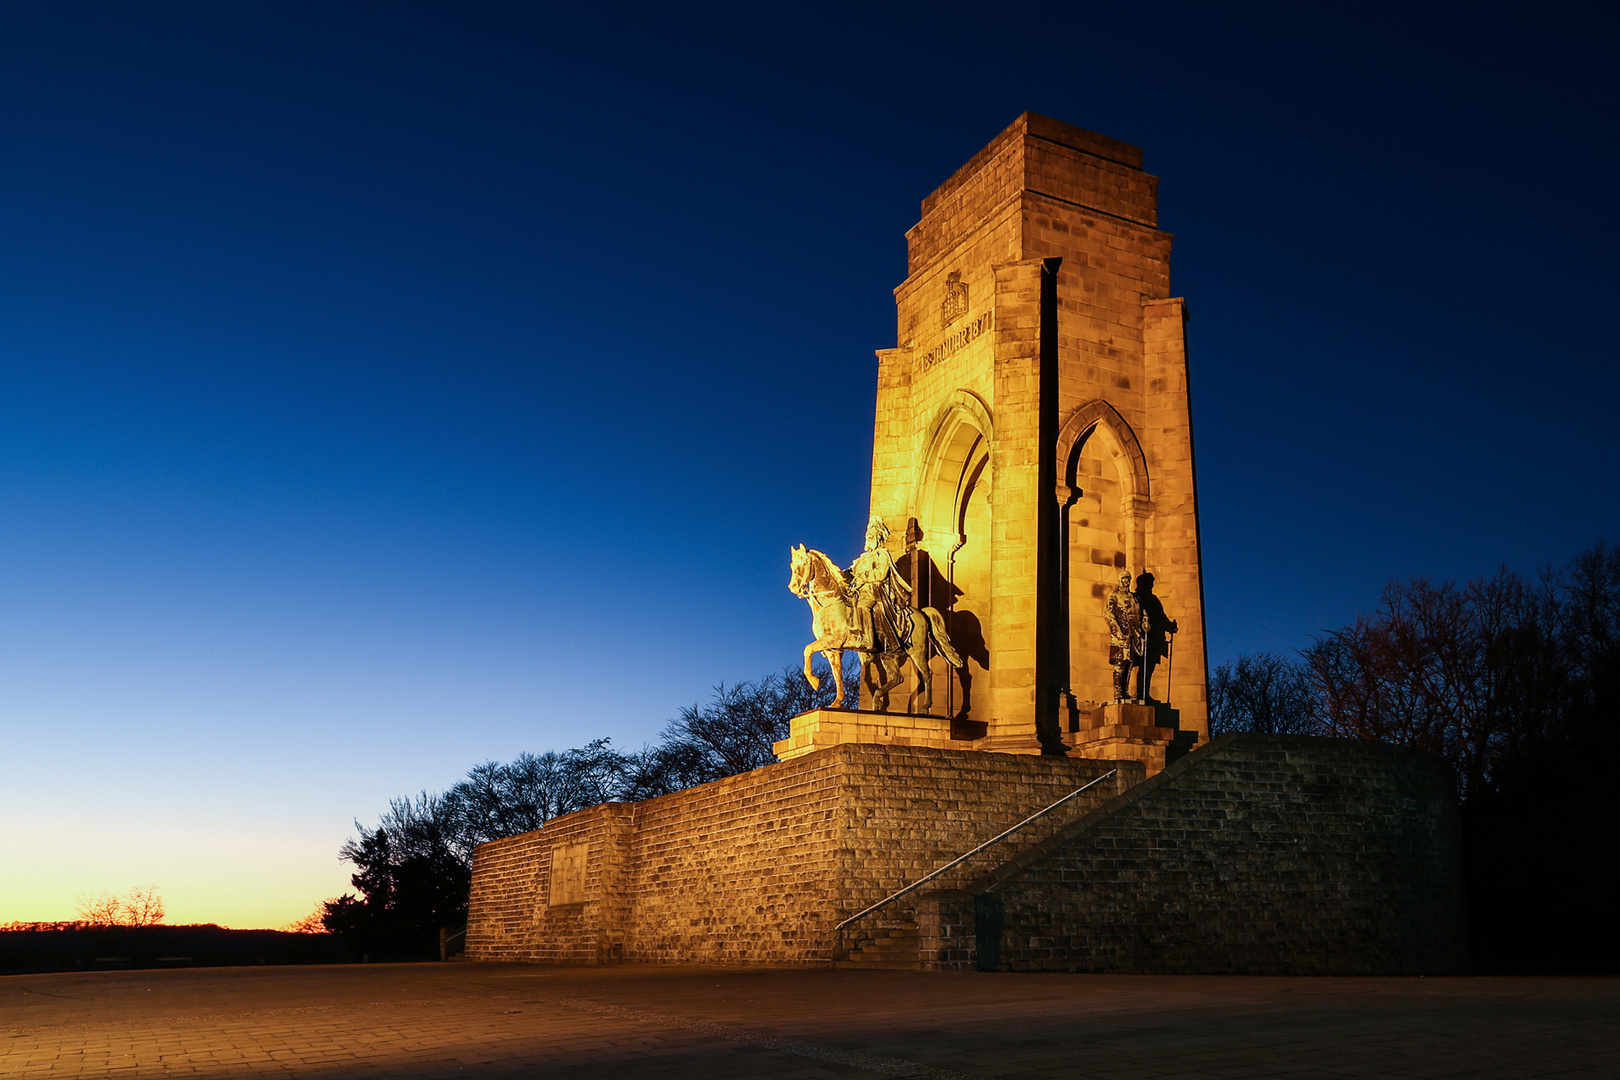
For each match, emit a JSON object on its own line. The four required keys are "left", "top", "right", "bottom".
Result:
{"left": 834, "top": 769, "right": 1117, "bottom": 940}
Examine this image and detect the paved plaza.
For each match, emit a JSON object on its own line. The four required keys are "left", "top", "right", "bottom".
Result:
{"left": 1, "top": 962, "right": 1613, "bottom": 1078}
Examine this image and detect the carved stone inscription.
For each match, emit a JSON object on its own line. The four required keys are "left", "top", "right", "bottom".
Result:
{"left": 919, "top": 309, "right": 993, "bottom": 371}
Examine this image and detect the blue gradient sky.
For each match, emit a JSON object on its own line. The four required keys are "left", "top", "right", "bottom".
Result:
{"left": 2, "top": 3, "right": 1616, "bottom": 927}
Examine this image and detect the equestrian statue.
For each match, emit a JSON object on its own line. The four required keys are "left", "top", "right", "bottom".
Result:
{"left": 787, "top": 516, "right": 962, "bottom": 713}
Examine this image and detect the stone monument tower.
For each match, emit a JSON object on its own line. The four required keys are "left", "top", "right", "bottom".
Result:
{"left": 866, "top": 112, "right": 1209, "bottom": 757}
{"left": 466, "top": 117, "right": 1468, "bottom": 975}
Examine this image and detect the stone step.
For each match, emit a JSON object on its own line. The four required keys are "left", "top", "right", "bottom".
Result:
{"left": 842, "top": 922, "right": 920, "bottom": 970}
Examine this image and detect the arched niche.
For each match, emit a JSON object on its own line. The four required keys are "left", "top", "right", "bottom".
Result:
{"left": 910, "top": 390, "right": 993, "bottom": 721}
{"left": 1055, "top": 400, "right": 1151, "bottom": 711}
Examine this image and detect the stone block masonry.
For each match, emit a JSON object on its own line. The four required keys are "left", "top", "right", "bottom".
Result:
{"left": 922, "top": 734, "right": 1469, "bottom": 974}
{"left": 772, "top": 707, "right": 987, "bottom": 761}
{"left": 467, "top": 118, "right": 1464, "bottom": 977}
{"left": 868, "top": 113, "right": 1210, "bottom": 753}
{"left": 467, "top": 736, "right": 1467, "bottom": 974}
{"left": 466, "top": 745, "right": 1132, "bottom": 966}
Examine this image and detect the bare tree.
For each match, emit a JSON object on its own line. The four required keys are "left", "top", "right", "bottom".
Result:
{"left": 342, "top": 791, "right": 467, "bottom": 867}
{"left": 74, "top": 891, "right": 123, "bottom": 925}
{"left": 1557, "top": 541, "right": 1620, "bottom": 698}
{"left": 656, "top": 666, "right": 831, "bottom": 779}
{"left": 621, "top": 662, "right": 846, "bottom": 799}
{"left": 1303, "top": 567, "right": 1568, "bottom": 800}
{"left": 449, "top": 756, "right": 556, "bottom": 845}
{"left": 121, "top": 884, "right": 165, "bottom": 926}
{"left": 447, "top": 739, "right": 627, "bottom": 848}
{"left": 1207, "top": 652, "right": 1317, "bottom": 736}
{"left": 74, "top": 885, "right": 165, "bottom": 926}
{"left": 282, "top": 904, "right": 329, "bottom": 934}
{"left": 618, "top": 738, "right": 713, "bottom": 802}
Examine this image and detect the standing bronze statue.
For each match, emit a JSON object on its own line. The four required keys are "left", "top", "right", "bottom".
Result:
{"left": 1104, "top": 569, "right": 1144, "bottom": 702}
{"left": 1135, "top": 571, "right": 1178, "bottom": 703}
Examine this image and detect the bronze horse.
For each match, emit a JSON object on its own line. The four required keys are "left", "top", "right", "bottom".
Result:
{"left": 788, "top": 544, "right": 962, "bottom": 712}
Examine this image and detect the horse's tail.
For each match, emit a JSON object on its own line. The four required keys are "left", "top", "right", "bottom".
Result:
{"left": 921, "top": 606, "right": 964, "bottom": 668}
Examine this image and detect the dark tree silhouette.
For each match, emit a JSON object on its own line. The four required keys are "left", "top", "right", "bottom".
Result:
{"left": 1295, "top": 544, "right": 1620, "bottom": 972}
{"left": 1301, "top": 567, "right": 1567, "bottom": 800}
{"left": 322, "top": 793, "right": 470, "bottom": 960}
{"left": 1453, "top": 544, "right": 1620, "bottom": 973}
{"left": 448, "top": 739, "right": 626, "bottom": 847}
{"left": 1207, "top": 652, "right": 1317, "bottom": 736}
{"left": 623, "top": 665, "right": 835, "bottom": 797}
{"left": 324, "top": 665, "right": 839, "bottom": 958}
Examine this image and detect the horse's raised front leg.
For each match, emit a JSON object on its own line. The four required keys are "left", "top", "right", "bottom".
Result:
{"left": 803, "top": 643, "right": 822, "bottom": 691}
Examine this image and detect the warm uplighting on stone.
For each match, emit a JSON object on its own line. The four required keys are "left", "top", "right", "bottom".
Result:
{"left": 787, "top": 113, "right": 1207, "bottom": 772}
{"left": 462, "top": 116, "right": 1470, "bottom": 975}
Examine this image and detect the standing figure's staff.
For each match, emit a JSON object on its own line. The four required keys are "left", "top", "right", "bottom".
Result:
{"left": 1166, "top": 633, "right": 1173, "bottom": 708}
{"left": 1136, "top": 606, "right": 1150, "bottom": 702}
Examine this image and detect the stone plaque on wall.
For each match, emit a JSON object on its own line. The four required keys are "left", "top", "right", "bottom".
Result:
{"left": 548, "top": 842, "right": 588, "bottom": 907}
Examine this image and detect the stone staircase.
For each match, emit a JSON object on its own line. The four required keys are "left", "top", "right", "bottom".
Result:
{"left": 839, "top": 919, "right": 919, "bottom": 969}
{"left": 830, "top": 768, "right": 1127, "bottom": 971}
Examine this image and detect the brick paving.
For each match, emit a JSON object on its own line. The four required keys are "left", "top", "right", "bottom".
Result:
{"left": 1, "top": 963, "right": 1614, "bottom": 1078}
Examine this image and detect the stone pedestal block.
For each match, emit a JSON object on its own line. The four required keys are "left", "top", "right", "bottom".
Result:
{"left": 1061, "top": 701, "right": 1196, "bottom": 775}
{"left": 774, "top": 708, "right": 986, "bottom": 762}
{"left": 975, "top": 732, "right": 1048, "bottom": 756}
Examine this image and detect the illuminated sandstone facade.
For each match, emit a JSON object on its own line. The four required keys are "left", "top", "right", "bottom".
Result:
{"left": 464, "top": 118, "right": 1469, "bottom": 975}
{"left": 869, "top": 113, "right": 1208, "bottom": 754}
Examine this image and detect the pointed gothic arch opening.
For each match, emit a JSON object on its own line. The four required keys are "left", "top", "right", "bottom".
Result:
{"left": 911, "top": 391, "right": 993, "bottom": 722}
{"left": 1055, "top": 400, "right": 1151, "bottom": 711}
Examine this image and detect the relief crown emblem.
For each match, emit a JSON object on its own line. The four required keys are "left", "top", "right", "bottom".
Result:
{"left": 940, "top": 270, "right": 969, "bottom": 327}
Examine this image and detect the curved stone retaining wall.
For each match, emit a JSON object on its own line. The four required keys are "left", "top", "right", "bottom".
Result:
{"left": 465, "top": 745, "right": 1130, "bottom": 966}
{"left": 467, "top": 735, "right": 1467, "bottom": 974}
{"left": 923, "top": 734, "right": 1468, "bottom": 973}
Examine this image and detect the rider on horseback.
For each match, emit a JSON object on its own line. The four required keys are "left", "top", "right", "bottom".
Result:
{"left": 790, "top": 526, "right": 962, "bottom": 714}
{"left": 848, "top": 515, "right": 910, "bottom": 654}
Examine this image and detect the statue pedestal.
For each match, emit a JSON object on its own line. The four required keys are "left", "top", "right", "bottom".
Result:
{"left": 1062, "top": 702, "right": 1197, "bottom": 776}
{"left": 774, "top": 708, "right": 987, "bottom": 763}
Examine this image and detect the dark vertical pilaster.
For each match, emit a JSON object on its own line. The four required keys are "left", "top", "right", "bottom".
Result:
{"left": 1035, "top": 258, "right": 1065, "bottom": 753}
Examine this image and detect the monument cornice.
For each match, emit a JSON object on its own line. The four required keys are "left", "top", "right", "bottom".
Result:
{"left": 1018, "top": 187, "right": 1166, "bottom": 235}
{"left": 895, "top": 189, "right": 1169, "bottom": 305}
{"left": 1022, "top": 130, "right": 1146, "bottom": 173}
{"left": 916, "top": 112, "right": 1145, "bottom": 219}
